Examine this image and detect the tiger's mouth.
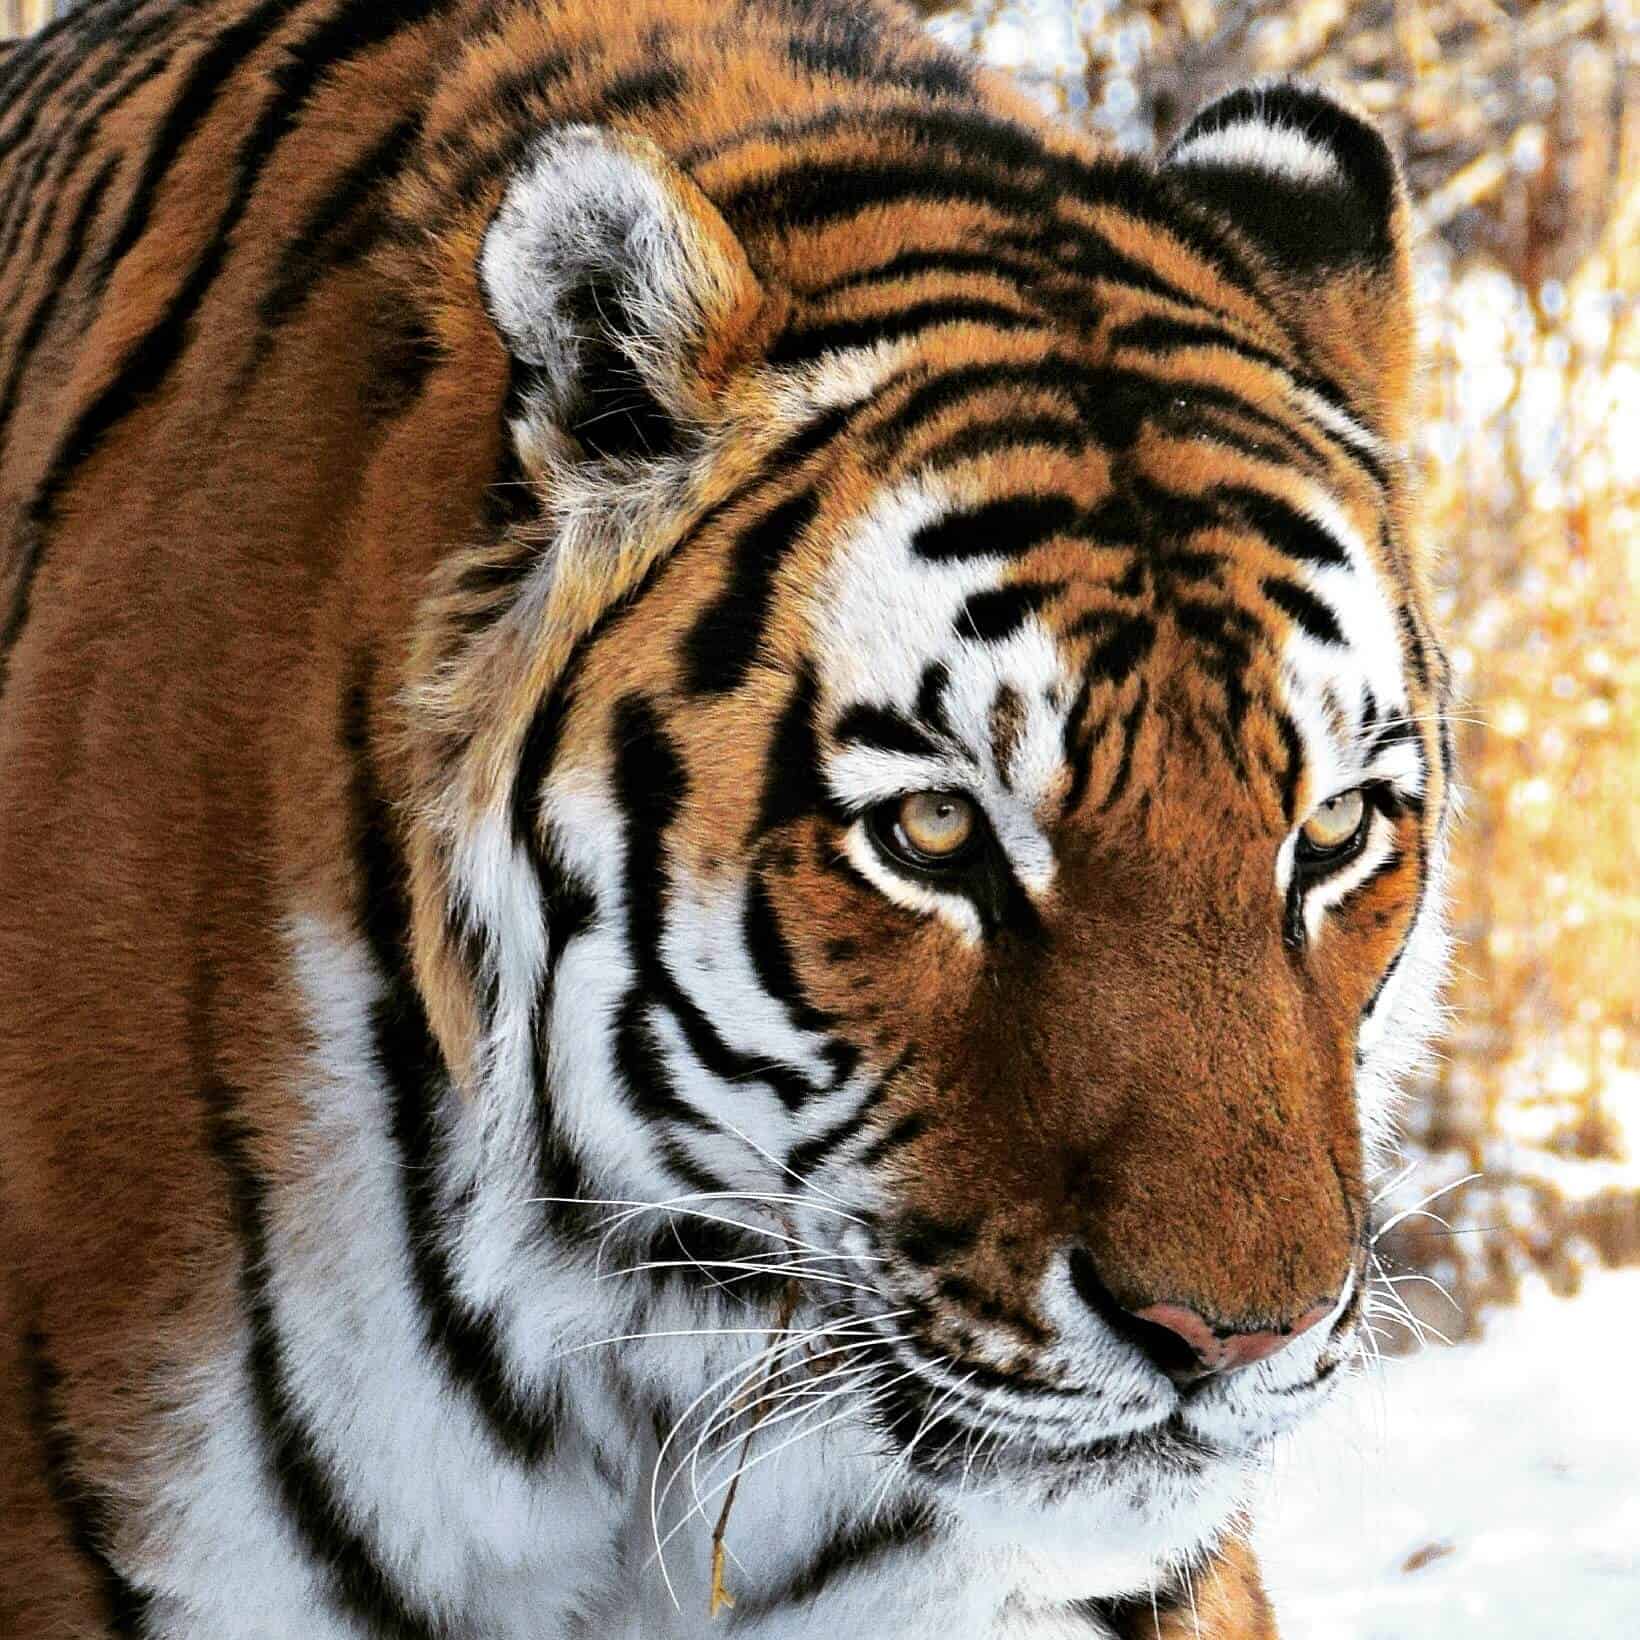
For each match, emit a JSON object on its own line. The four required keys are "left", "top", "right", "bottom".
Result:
{"left": 872, "top": 1373, "right": 1228, "bottom": 1489}
{"left": 836, "top": 1276, "right": 1361, "bottom": 1493}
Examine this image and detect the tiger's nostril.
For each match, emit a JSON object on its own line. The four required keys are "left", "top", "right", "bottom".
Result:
{"left": 1068, "top": 1248, "right": 1335, "bottom": 1384}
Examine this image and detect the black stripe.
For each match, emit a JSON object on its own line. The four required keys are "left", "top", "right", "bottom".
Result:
{"left": 1275, "top": 707, "right": 1305, "bottom": 827}
{"left": 0, "top": 0, "right": 161, "bottom": 246}
{"left": 729, "top": 1499, "right": 937, "bottom": 1620}
{"left": 892, "top": 1213, "right": 978, "bottom": 1267}
{"left": 1395, "top": 595, "right": 1432, "bottom": 691}
{"left": 0, "top": 142, "right": 51, "bottom": 277}
{"left": 251, "top": 109, "right": 424, "bottom": 354}
{"left": 1108, "top": 312, "right": 1299, "bottom": 381}
{"left": 1061, "top": 612, "right": 1158, "bottom": 811}
{"left": 408, "top": 48, "right": 575, "bottom": 223}
{"left": 449, "top": 539, "right": 538, "bottom": 623}
{"left": 1218, "top": 486, "right": 1351, "bottom": 568}
{"left": 720, "top": 155, "right": 1041, "bottom": 236}
{"left": 427, "top": 53, "right": 693, "bottom": 229}
{"left": 856, "top": 1110, "right": 929, "bottom": 1171}
{"left": 865, "top": 358, "right": 1082, "bottom": 453}
{"left": 867, "top": 356, "right": 1310, "bottom": 466}
{"left": 1095, "top": 679, "right": 1147, "bottom": 814}
{"left": 343, "top": 665, "right": 566, "bottom": 1467}
{"left": 768, "top": 297, "right": 1043, "bottom": 365}
{"left": 726, "top": 143, "right": 1209, "bottom": 316}
{"left": 1333, "top": 844, "right": 1404, "bottom": 923}
{"left": 0, "top": 0, "right": 146, "bottom": 168}
{"left": 833, "top": 702, "right": 940, "bottom": 759}
{"left": 19, "top": 1330, "right": 153, "bottom": 1637}
{"left": 1187, "top": 405, "right": 1326, "bottom": 471}
{"left": 524, "top": 840, "right": 599, "bottom": 1221}
{"left": 1173, "top": 599, "right": 1260, "bottom": 723}
{"left": 800, "top": 245, "right": 1050, "bottom": 300}
{"left": 0, "top": 156, "right": 119, "bottom": 446}
{"left": 507, "top": 573, "right": 667, "bottom": 857}
{"left": 783, "top": 15, "right": 974, "bottom": 101}
{"left": 1069, "top": 611, "right": 1157, "bottom": 686}
{"left": 744, "top": 866, "right": 834, "bottom": 1038}
{"left": 911, "top": 493, "right": 1078, "bottom": 562}
{"left": 1365, "top": 715, "right": 1421, "bottom": 761}
{"left": 1060, "top": 673, "right": 1099, "bottom": 817}
{"left": 913, "top": 661, "right": 953, "bottom": 741}
{"left": 683, "top": 487, "right": 821, "bottom": 695}
{"left": 504, "top": 434, "right": 842, "bottom": 957}
{"left": 0, "top": 34, "right": 39, "bottom": 105}
{"left": 190, "top": 955, "right": 444, "bottom": 1640}
{"left": 611, "top": 994, "right": 723, "bottom": 1148}
{"left": 91, "top": 0, "right": 312, "bottom": 298}
{"left": 1359, "top": 880, "right": 1422, "bottom": 1029}
{"left": 756, "top": 665, "right": 831, "bottom": 836}
{"left": 603, "top": 59, "right": 686, "bottom": 116}
{"left": 0, "top": 12, "right": 182, "bottom": 314}
{"left": 914, "top": 413, "right": 1090, "bottom": 470}
{"left": 1263, "top": 575, "right": 1343, "bottom": 645}
{"left": 954, "top": 580, "right": 1061, "bottom": 644}
{"left": 420, "top": 49, "right": 574, "bottom": 171}
{"left": 785, "top": 1063, "right": 898, "bottom": 1181}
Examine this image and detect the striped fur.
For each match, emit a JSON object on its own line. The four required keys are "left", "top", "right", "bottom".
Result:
{"left": 0, "top": 3, "right": 1451, "bottom": 1636}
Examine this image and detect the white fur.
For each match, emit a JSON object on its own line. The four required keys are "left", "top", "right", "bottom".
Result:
{"left": 1170, "top": 120, "right": 1342, "bottom": 188}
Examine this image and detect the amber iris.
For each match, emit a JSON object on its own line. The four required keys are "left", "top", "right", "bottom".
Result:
{"left": 893, "top": 792, "right": 978, "bottom": 863}
{"left": 1299, "top": 788, "right": 1368, "bottom": 860}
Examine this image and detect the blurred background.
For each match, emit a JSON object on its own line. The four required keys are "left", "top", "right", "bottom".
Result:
{"left": 4, "top": 0, "right": 1636, "bottom": 1630}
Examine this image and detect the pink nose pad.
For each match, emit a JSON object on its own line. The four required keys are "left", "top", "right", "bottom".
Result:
{"left": 1132, "top": 1300, "right": 1335, "bottom": 1376}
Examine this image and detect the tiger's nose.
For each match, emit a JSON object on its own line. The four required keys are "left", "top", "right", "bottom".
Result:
{"left": 1068, "top": 1247, "right": 1335, "bottom": 1384}
{"left": 1128, "top": 1300, "right": 1333, "bottom": 1381}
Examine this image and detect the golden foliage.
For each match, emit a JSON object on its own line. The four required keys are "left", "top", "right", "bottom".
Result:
{"left": 0, "top": 1, "right": 57, "bottom": 38}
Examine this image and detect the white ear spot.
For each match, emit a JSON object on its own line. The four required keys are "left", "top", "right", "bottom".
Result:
{"left": 479, "top": 124, "right": 757, "bottom": 433}
{"left": 1169, "top": 120, "right": 1341, "bottom": 188}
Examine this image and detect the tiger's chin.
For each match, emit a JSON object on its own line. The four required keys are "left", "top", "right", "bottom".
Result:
{"left": 880, "top": 1356, "right": 1348, "bottom": 1604}
{"left": 936, "top": 1430, "right": 1258, "bottom": 1605}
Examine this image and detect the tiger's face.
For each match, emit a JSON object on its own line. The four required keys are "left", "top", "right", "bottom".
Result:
{"left": 418, "top": 84, "right": 1450, "bottom": 1566}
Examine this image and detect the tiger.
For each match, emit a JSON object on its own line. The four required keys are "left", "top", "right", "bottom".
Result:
{"left": 0, "top": 0, "right": 1456, "bottom": 1634}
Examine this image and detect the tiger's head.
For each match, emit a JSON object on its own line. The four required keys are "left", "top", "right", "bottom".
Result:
{"left": 397, "top": 80, "right": 1451, "bottom": 1571}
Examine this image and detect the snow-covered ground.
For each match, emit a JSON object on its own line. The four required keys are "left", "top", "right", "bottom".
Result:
{"left": 1254, "top": 1265, "right": 1640, "bottom": 1637}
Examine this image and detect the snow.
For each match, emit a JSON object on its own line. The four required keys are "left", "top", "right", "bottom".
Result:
{"left": 1254, "top": 1265, "right": 1640, "bottom": 1637}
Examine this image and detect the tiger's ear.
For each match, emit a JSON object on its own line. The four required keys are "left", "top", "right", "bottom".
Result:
{"left": 480, "top": 125, "right": 768, "bottom": 463}
{"left": 1165, "top": 83, "right": 1416, "bottom": 444}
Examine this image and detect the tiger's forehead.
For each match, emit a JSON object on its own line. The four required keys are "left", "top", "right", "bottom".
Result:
{"left": 781, "top": 395, "right": 1425, "bottom": 837}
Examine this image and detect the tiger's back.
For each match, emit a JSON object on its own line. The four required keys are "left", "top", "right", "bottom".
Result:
{"left": 0, "top": 2, "right": 1448, "bottom": 1636}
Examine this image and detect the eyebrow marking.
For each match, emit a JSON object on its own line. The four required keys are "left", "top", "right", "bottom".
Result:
{"left": 953, "top": 580, "right": 1063, "bottom": 644}
{"left": 910, "top": 493, "right": 1078, "bottom": 562}
{"left": 833, "top": 702, "right": 942, "bottom": 759}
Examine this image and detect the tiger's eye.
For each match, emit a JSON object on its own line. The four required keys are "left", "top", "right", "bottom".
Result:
{"left": 1300, "top": 789, "right": 1367, "bottom": 855}
{"left": 896, "top": 792, "right": 977, "bottom": 861}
